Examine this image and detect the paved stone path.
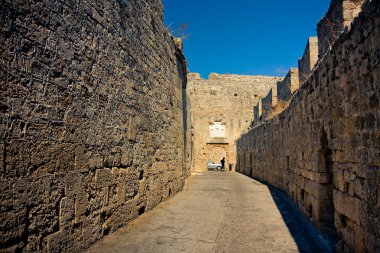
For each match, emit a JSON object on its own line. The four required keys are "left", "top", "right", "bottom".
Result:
{"left": 87, "top": 172, "right": 325, "bottom": 253}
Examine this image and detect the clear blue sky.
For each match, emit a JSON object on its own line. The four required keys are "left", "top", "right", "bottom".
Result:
{"left": 163, "top": 0, "right": 331, "bottom": 78}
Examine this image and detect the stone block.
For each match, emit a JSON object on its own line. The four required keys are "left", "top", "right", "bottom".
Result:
{"left": 95, "top": 168, "right": 113, "bottom": 189}
{"left": 353, "top": 177, "right": 366, "bottom": 200}
{"left": 333, "top": 168, "right": 350, "bottom": 193}
{"left": 334, "top": 190, "right": 364, "bottom": 225}
{"left": 65, "top": 172, "right": 83, "bottom": 198}
{"left": 300, "top": 169, "right": 331, "bottom": 183}
{"left": 47, "top": 231, "right": 67, "bottom": 253}
{"left": 305, "top": 179, "right": 333, "bottom": 200}
{"left": 120, "top": 149, "right": 132, "bottom": 167}
{"left": 117, "top": 182, "right": 126, "bottom": 205}
{"left": 75, "top": 193, "right": 89, "bottom": 223}
{"left": 74, "top": 146, "right": 88, "bottom": 170}
{"left": 59, "top": 197, "right": 75, "bottom": 228}
{"left": 88, "top": 154, "right": 102, "bottom": 169}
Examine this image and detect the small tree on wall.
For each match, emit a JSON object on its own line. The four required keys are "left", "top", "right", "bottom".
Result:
{"left": 322, "top": 17, "right": 343, "bottom": 48}
{"left": 166, "top": 22, "right": 190, "bottom": 40}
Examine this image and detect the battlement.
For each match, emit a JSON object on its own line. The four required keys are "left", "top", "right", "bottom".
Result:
{"left": 253, "top": 99, "right": 263, "bottom": 127}
{"left": 188, "top": 72, "right": 283, "bottom": 83}
{"left": 317, "top": 0, "right": 366, "bottom": 57}
{"left": 298, "top": 37, "right": 319, "bottom": 84}
{"left": 277, "top": 68, "right": 299, "bottom": 102}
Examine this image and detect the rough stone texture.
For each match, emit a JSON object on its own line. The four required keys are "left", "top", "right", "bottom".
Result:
{"left": 277, "top": 68, "right": 299, "bottom": 102}
{"left": 0, "top": 1, "right": 190, "bottom": 252}
{"left": 87, "top": 172, "right": 328, "bottom": 253}
{"left": 260, "top": 68, "right": 300, "bottom": 123}
{"left": 317, "top": 0, "right": 366, "bottom": 58}
{"left": 187, "top": 73, "right": 282, "bottom": 172}
{"left": 298, "top": 37, "right": 319, "bottom": 84}
{"left": 253, "top": 99, "right": 263, "bottom": 127}
{"left": 261, "top": 84, "right": 278, "bottom": 122}
{"left": 237, "top": 1, "right": 380, "bottom": 252}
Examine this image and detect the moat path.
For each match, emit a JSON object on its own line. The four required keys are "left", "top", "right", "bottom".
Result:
{"left": 87, "top": 172, "right": 329, "bottom": 253}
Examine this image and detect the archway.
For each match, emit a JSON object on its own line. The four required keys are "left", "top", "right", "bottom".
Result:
{"left": 208, "top": 145, "right": 227, "bottom": 167}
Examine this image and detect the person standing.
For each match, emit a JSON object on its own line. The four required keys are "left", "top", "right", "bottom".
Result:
{"left": 220, "top": 157, "right": 225, "bottom": 171}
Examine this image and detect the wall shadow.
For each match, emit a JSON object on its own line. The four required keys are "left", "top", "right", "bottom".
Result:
{"left": 241, "top": 173, "right": 338, "bottom": 253}
{"left": 268, "top": 185, "right": 337, "bottom": 253}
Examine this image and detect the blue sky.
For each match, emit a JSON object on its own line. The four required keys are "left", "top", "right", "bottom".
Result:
{"left": 163, "top": 0, "right": 331, "bottom": 78}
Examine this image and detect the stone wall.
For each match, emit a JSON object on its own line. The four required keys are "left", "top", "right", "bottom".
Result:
{"left": 0, "top": 1, "right": 190, "bottom": 252}
{"left": 298, "top": 37, "right": 319, "bottom": 84}
{"left": 317, "top": 0, "right": 365, "bottom": 58}
{"left": 253, "top": 99, "right": 263, "bottom": 127}
{"left": 261, "top": 84, "right": 278, "bottom": 122}
{"left": 187, "top": 73, "right": 282, "bottom": 172}
{"left": 237, "top": 1, "right": 379, "bottom": 252}
{"left": 277, "top": 68, "right": 299, "bottom": 102}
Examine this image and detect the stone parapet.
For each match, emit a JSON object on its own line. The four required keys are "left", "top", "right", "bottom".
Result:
{"left": 277, "top": 68, "right": 299, "bottom": 102}
{"left": 253, "top": 99, "right": 263, "bottom": 126}
{"left": 298, "top": 37, "right": 319, "bottom": 84}
{"left": 317, "top": 0, "right": 366, "bottom": 58}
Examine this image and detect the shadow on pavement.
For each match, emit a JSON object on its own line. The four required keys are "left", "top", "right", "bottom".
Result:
{"left": 239, "top": 172, "right": 338, "bottom": 253}
{"left": 267, "top": 185, "right": 337, "bottom": 253}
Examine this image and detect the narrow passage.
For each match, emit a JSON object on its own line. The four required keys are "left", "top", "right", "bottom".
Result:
{"left": 87, "top": 172, "right": 325, "bottom": 253}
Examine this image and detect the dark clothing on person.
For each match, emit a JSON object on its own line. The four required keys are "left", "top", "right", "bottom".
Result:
{"left": 220, "top": 158, "right": 225, "bottom": 171}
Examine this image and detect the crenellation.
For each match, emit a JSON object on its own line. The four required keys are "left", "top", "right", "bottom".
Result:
{"left": 298, "top": 37, "right": 319, "bottom": 84}
{"left": 261, "top": 85, "right": 278, "bottom": 122}
{"left": 277, "top": 68, "right": 299, "bottom": 103}
{"left": 253, "top": 99, "right": 263, "bottom": 127}
{"left": 317, "top": 0, "right": 366, "bottom": 58}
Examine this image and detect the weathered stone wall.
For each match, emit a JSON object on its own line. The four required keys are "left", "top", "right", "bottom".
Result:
{"left": 253, "top": 99, "right": 263, "bottom": 127}
{"left": 237, "top": 1, "right": 379, "bottom": 252}
{"left": 0, "top": 1, "right": 190, "bottom": 252}
{"left": 261, "top": 84, "right": 277, "bottom": 122}
{"left": 298, "top": 37, "right": 319, "bottom": 84}
{"left": 188, "top": 73, "right": 282, "bottom": 172}
{"left": 317, "top": 0, "right": 365, "bottom": 58}
{"left": 277, "top": 68, "right": 299, "bottom": 102}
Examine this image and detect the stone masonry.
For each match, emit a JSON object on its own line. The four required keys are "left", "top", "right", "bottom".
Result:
{"left": 261, "top": 82, "right": 278, "bottom": 122}
{"left": 298, "top": 37, "right": 319, "bottom": 84}
{"left": 317, "top": 0, "right": 366, "bottom": 58}
{"left": 187, "top": 73, "right": 282, "bottom": 172}
{"left": 0, "top": 0, "right": 190, "bottom": 252}
{"left": 277, "top": 68, "right": 300, "bottom": 103}
{"left": 237, "top": 0, "right": 379, "bottom": 252}
{"left": 253, "top": 99, "right": 263, "bottom": 127}
{"left": 254, "top": 68, "right": 299, "bottom": 125}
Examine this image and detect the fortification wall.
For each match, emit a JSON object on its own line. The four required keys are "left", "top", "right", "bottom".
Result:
{"left": 0, "top": 1, "right": 190, "bottom": 252}
{"left": 237, "top": 1, "right": 379, "bottom": 252}
{"left": 318, "top": 0, "right": 365, "bottom": 58}
{"left": 277, "top": 68, "right": 299, "bottom": 102}
{"left": 253, "top": 99, "right": 263, "bottom": 127}
{"left": 298, "top": 37, "right": 319, "bottom": 84}
{"left": 188, "top": 73, "right": 282, "bottom": 172}
{"left": 261, "top": 84, "right": 278, "bottom": 122}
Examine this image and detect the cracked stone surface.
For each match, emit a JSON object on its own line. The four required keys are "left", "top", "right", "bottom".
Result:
{"left": 87, "top": 172, "right": 325, "bottom": 253}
